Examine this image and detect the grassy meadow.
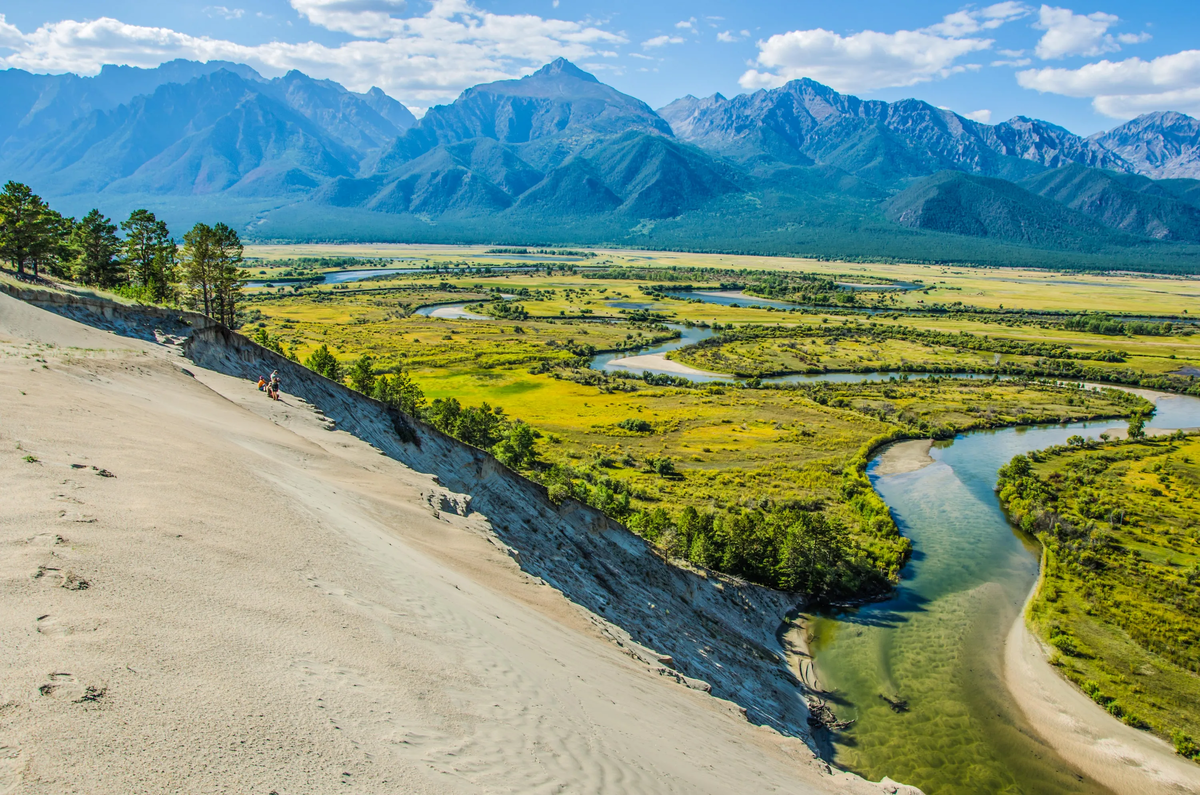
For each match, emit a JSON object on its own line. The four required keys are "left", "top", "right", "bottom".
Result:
{"left": 997, "top": 435, "right": 1200, "bottom": 753}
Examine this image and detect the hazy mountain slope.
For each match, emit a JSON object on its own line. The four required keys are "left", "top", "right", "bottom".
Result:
{"left": 355, "top": 86, "right": 417, "bottom": 131}
{"left": 2, "top": 68, "right": 423, "bottom": 197}
{"left": 1020, "top": 164, "right": 1200, "bottom": 241}
{"left": 261, "top": 71, "right": 410, "bottom": 168}
{"left": 1092, "top": 112, "right": 1200, "bottom": 179}
{"left": 6, "top": 71, "right": 357, "bottom": 196}
{"left": 659, "top": 80, "right": 1128, "bottom": 182}
{"left": 883, "top": 170, "right": 1124, "bottom": 248}
{"left": 0, "top": 60, "right": 264, "bottom": 153}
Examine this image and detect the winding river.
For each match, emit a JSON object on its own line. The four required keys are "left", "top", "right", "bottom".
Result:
{"left": 419, "top": 297, "right": 1200, "bottom": 792}
{"left": 807, "top": 394, "right": 1200, "bottom": 795}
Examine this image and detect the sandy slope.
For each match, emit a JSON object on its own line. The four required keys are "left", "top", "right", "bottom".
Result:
{"left": 0, "top": 293, "right": 904, "bottom": 793}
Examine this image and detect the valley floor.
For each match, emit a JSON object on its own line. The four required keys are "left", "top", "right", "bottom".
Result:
{"left": 0, "top": 293, "right": 908, "bottom": 793}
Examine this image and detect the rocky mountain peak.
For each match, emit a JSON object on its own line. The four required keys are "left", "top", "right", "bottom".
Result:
{"left": 530, "top": 58, "right": 599, "bottom": 84}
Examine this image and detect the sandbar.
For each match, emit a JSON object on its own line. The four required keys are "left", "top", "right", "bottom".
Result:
{"left": 871, "top": 439, "right": 935, "bottom": 477}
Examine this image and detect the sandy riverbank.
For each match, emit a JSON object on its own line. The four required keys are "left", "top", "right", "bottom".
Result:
{"left": 871, "top": 439, "right": 935, "bottom": 477}
{"left": 604, "top": 351, "right": 731, "bottom": 378}
{"left": 1005, "top": 580, "right": 1200, "bottom": 795}
{"left": 0, "top": 291, "right": 905, "bottom": 794}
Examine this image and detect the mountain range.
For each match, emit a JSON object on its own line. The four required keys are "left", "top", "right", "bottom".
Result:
{"left": 3, "top": 57, "right": 1199, "bottom": 272}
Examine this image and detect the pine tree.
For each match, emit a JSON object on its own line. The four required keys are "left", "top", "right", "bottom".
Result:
{"left": 0, "top": 181, "right": 59, "bottom": 277}
{"left": 210, "top": 223, "right": 246, "bottom": 327}
{"left": 304, "top": 345, "right": 343, "bottom": 382}
{"left": 347, "top": 355, "right": 376, "bottom": 394}
{"left": 181, "top": 223, "right": 216, "bottom": 318}
{"left": 33, "top": 210, "right": 75, "bottom": 280}
{"left": 120, "top": 209, "right": 176, "bottom": 301}
{"left": 71, "top": 209, "right": 122, "bottom": 286}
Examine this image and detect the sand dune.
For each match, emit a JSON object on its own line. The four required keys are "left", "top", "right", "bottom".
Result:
{"left": 0, "top": 291, "right": 911, "bottom": 793}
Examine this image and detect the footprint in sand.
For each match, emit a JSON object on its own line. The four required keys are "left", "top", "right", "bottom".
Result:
{"left": 27, "top": 533, "right": 67, "bottom": 547}
{"left": 37, "top": 674, "right": 105, "bottom": 704}
{"left": 35, "top": 615, "right": 71, "bottom": 637}
{"left": 32, "top": 567, "right": 89, "bottom": 590}
{"left": 37, "top": 673, "right": 83, "bottom": 700}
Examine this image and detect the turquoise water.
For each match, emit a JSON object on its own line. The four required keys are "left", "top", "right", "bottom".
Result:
{"left": 808, "top": 394, "right": 1200, "bottom": 794}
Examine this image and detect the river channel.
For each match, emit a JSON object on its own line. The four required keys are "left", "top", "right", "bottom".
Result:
{"left": 420, "top": 295, "right": 1200, "bottom": 793}
{"left": 804, "top": 393, "right": 1197, "bottom": 795}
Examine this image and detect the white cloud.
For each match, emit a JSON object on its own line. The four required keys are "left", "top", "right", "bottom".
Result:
{"left": 641, "top": 35, "right": 684, "bottom": 49}
{"left": 204, "top": 6, "right": 245, "bottom": 20}
{"left": 675, "top": 18, "right": 697, "bottom": 33}
{"left": 992, "top": 57, "right": 1032, "bottom": 66}
{"left": 716, "top": 31, "right": 737, "bottom": 43}
{"left": 740, "top": 26, "right": 993, "bottom": 93}
{"left": 1018, "top": 49, "right": 1200, "bottom": 117}
{"left": 736, "top": 7, "right": 1033, "bottom": 94}
{"left": 964, "top": 108, "right": 992, "bottom": 122}
{"left": 926, "top": 3, "right": 1030, "bottom": 37}
{"left": 628, "top": 52, "right": 656, "bottom": 61}
{"left": 290, "top": 0, "right": 408, "bottom": 37}
{"left": 0, "top": 4, "right": 626, "bottom": 114}
{"left": 1117, "top": 32, "right": 1151, "bottom": 45}
{"left": 1032, "top": 5, "right": 1148, "bottom": 60}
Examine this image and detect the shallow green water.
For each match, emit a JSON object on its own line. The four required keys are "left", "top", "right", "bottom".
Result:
{"left": 810, "top": 395, "right": 1200, "bottom": 795}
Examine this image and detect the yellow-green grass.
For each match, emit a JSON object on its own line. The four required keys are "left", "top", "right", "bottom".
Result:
{"left": 243, "top": 244, "right": 1200, "bottom": 316}
{"left": 247, "top": 290, "right": 677, "bottom": 370}
{"left": 671, "top": 329, "right": 1200, "bottom": 380}
{"left": 1000, "top": 435, "right": 1200, "bottom": 749}
{"left": 414, "top": 364, "right": 1138, "bottom": 575}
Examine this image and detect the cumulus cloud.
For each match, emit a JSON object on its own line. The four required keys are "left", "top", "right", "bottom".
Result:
{"left": 739, "top": 26, "right": 992, "bottom": 93}
{"left": 0, "top": 3, "right": 626, "bottom": 113}
{"left": 642, "top": 35, "right": 684, "bottom": 49}
{"left": 1018, "top": 49, "right": 1200, "bottom": 117}
{"left": 1032, "top": 5, "right": 1149, "bottom": 60}
{"left": 964, "top": 108, "right": 993, "bottom": 122}
{"left": 291, "top": 0, "right": 408, "bottom": 37}
{"left": 716, "top": 31, "right": 738, "bottom": 43}
{"left": 735, "top": 6, "right": 1038, "bottom": 93}
{"left": 675, "top": 18, "right": 697, "bottom": 33}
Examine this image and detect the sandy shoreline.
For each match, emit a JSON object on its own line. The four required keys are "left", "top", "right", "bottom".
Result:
{"left": 604, "top": 351, "right": 731, "bottom": 378}
{"left": 1004, "top": 567, "right": 1200, "bottom": 795}
{"left": 871, "top": 439, "right": 935, "bottom": 477}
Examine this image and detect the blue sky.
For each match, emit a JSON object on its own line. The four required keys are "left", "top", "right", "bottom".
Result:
{"left": 2, "top": 1, "right": 1198, "bottom": 134}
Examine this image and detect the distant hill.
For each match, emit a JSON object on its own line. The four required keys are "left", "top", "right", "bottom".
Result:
{"left": 883, "top": 171, "right": 1127, "bottom": 249}
{"left": 3, "top": 58, "right": 1200, "bottom": 273}
{"left": 1018, "top": 164, "right": 1200, "bottom": 242}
